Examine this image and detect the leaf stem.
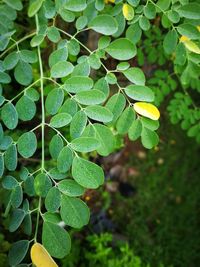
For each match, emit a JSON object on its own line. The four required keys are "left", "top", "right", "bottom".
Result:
{"left": 0, "top": 31, "right": 36, "bottom": 59}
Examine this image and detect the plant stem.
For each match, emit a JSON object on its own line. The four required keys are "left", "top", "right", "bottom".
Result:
{"left": 36, "top": 16, "right": 45, "bottom": 171}
{"left": 0, "top": 32, "right": 36, "bottom": 59}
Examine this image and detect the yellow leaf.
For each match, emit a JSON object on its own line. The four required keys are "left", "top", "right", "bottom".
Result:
{"left": 184, "top": 40, "right": 200, "bottom": 54}
{"left": 197, "top": 26, "right": 200, "bottom": 32}
{"left": 133, "top": 102, "right": 160, "bottom": 120}
{"left": 122, "top": 4, "right": 134, "bottom": 21}
{"left": 31, "top": 243, "right": 58, "bottom": 267}
{"left": 104, "top": 0, "right": 115, "bottom": 4}
{"left": 179, "top": 35, "right": 190, "bottom": 42}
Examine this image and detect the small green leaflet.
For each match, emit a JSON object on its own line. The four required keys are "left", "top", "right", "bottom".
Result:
{"left": 45, "top": 88, "right": 64, "bottom": 115}
{"left": 1, "top": 103, "right": 18, "bottom": 129}
{"left": 42, "top": 221, "right": 71, "bottom": 258}
{"left": 50, "top": 61, "right": 74, "bottom": 78}
{"left": 50, "top": 113, "right": 72, "bottom": 128}
{"left": 105, "top": 38, "right": 136, "bottom": 60}
{"left": 85, "top": 105, "right": 113, "bottom": 123}
{"left": 89, "top": 15, "right": 118, "bottom": 35}
{"left": 125, "top": 85, "right": 155, "bottom": 102}
{"left": 60, "top": 195, "right": 90, "bottom": 228}
{"left": 70, "top": 137, "right": 100, "bottom": 153}
{"left": 72, "top": 156, "right": 104, "bottom": 189}
{"left": 17, "top": 132, "right": 37, "bottom": 158}
{"left": 45, "top": 187, "right": 61, "bottom": 212}
{"left": 34, "top": 173, "right": 52, "bottom": 197}
{"left": 57, "top": 146, "right": 73, "bottom": 173}
{"left": 58, "top": 179, "right": 85, "bottom": 197}
{"left": 64, "top": 76, "right": 93, "bottom": 93}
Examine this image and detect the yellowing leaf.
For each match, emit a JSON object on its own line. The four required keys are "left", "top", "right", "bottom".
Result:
{"left": 179, "top": 35, "right": 190, "bottom": 42}
{"left": 30, "top": 243, "right": 58, "bottom": 267}
{"left": 133, "top": 102, "right": 160, "bottom": 121}
{"left": 104, "top": 0, "right": 115, "bottom": 4}
{"left": 197, "top": 26, "right": 200, "bottom": 32}
{"left": 183, "top": 40, "right": 200, "bottom": 54}
{"left": 122, "top": 4, "right": 134, "bottom": 21}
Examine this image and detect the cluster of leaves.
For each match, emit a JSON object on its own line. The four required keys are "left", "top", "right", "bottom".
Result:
{"left": 0, "top": 0, "right": 199, "bottom": 266}
{"left": 129, "top": 0, "right": 200, "bottom": 142}
{"left": 61, "top": 233, "right": 167, "bottom": 267}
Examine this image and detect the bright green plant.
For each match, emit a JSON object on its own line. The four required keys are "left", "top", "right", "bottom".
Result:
{"left": 0, "top": 0, "right": 199, "bottom": 266}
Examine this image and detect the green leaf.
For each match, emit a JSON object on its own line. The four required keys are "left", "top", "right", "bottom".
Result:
{"left": 49, "top": 47, "right": 68, "bottom": 68}
{"left": 72, "top": 61, "right": 90, "bottom": 76}
{"left": 59, "top": 9, "right": 75, "bottom": 22}
{"left": 65, "top": 0, "right": 87, "bottom": 12}
{"left": 20, "top": 50, "right": 38, "bottom": 63}
{"left": 8, "top": 240, "right": 29, "bottom": 266}
{"left": 89, "top": 15, "right": 118, "bottom": 35}
{"left": 45, "top": 187, "right": 61, "bottom": 212}
{"left": 17, "top": 132, "right": 37, "bottom": 158}
{"left": 125, "top": 85, "right": 155, "bottom": 102}
{"left": 5, "top": 144, "right": 17, "bottom": 171}
{"left": 0, "top": 136, "right": 13, "bottom": 150}
{"left": 93, "top": 123, "right": 115, "bottom": 156}
{"left": 123, "top": 67, "right": 145, "bottom": 85}
{"left": 75, "top": 89, "right": 106, "bottom": 105}
{"left": 128, "top": 119, "right": 142, "bottom": 141}
{"left": 3, "top": 51, "right": 19, "bottom": 70}
{"left": 144, "top": 2, "right": 156, "bottom": 19}
{"left": 76, "top": 15, "right": 88, "bottom": 30}
{"left": 58, "top": 179, "right": 85, "bottom": 197}
{"left": 28, "top": 0, "right": 43, "bottom": 17}
{"left": 98, "top": 36, "right": 111, "bottom": 49}
{"left": 64, "top": 76, "right": 93, "bottom": 93}
{"left": 139, "top": 16, "right": 150, "bottom": 31}
{"left": 116, "top": 107, "right": 136, "bottom": 134}
{"left": 47, "top": 26, "right": 60, "bottom": 43}
{"left": 177, "top": 3, "right": 200, "bottom": 19}
{"left": 163, "top": 30, "right": 178, "bottom": 54}
{"left": 51, "top": 61, "right": 74, "bottom": 78}
{"left": 43, "top": 212, "right": 61, "bottom": 224}
{"left": 0, "top": 72, "right": 11, "bottom": 84}
{"left": 70, "top": 110, "right": 87, "bottom": 139}
{"left": 49, "top": 134, "right": 64, "bottom": 160}
{"left": 26, "top": 87, "right": 40, "bottom": 102}
{"left": 14, "top": 61, "right": 33, "bottom": 86}
{"left": 59, "top": 99, "right": 78, "bottom": 116}
{"left": 85, "top": 105, "right": 113, "bottom": 123}
{"left": 48, "top": 168, "right": 68, "bottom": 181}
{"left": 105, "top": 93, "right": 126, "bottom": 124}
{"left": 42, "top": 222, "right": 71, "bottom": 258}
{"left": 105, "top": 38, "right": 136, "bottom": 60}
{"left": 4, "top": 0, "right": 23, "bottom": 10}
{"left": 70, "top": 137, "right": 100, "bottom": 153}
{"left": 2, "top": 175, "right": 18, "bottom": 189}
{"left": 57, "top": 146, "right": 73, "bottom": 173}
{"left": 72, "top": 156, "right": 104, "bottom": 189}
{"left": 141, "top": 127, "right": 159, "bottom": 149}
{"left": 23, "top": 213, "right": 32, "bottom": 236}
{"left": 30, "top": 34, "right": 45, "bottom": 47}
{"left": 45, "top": 88, "right": 64, "bottom": 115}
{"left": 60, "top": 195, "right": 90, "bottom": 228}
{"left": 177, "top": 24, "right": 200, "bottom": 40}
{"left": 9, "top": 209, "right": 25, "bottom": 232}
{"left": 16, "top": 95, "right": 36, "bottom": 121}
{"left": 68, "top": 39, "right": 80, "bottom": 56}
{"left": 141, "top": 117, "right": 159, "bottom": 131}
{"left": 1, "top": 103, "right": 18, "bottom": 129}
{"left": 10, "top": 185, "right": 23, "bottom": 208}
{"left": 50, "top": 113, "right": 72, "bottom": 128}
{"left": 24, "top": 175, "right": 35, "bottom": 196}
{"left": 34, "top": 173, "right": 52, "bottom": 197}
